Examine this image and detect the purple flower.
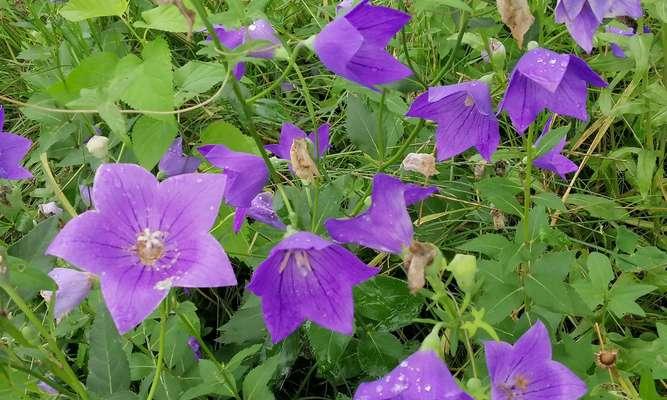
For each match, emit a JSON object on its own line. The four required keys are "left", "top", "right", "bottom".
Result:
{"left": 211, "top": 25, "right": 247, "bottom": 80}
{"left": 198, "top": 144, "right": 269, "bottom": 210}
{"left": 533, "top": 117, "right": 578, "bottom": 179}
{"left": 606, "top": 25, "right": 634, "bottom": 57}
{"left": 554, "top": 0, "right": 642, "bottom": 53}
{"left": 233, "top": 192, "right": 286, "bottom": 233}
{"left": 406, "top": 81, "right": 500, "bottom": 162}
{"left": 39, "top": 201, "right": 63, "bottom": 216}
{"left": 485, "top": 321, "right": 587, "bottom": 400}
{"left": 499, "top": 48, "right": 606, "bottom": 134}
{"left": 325, "top": 174, "right": 437, "bottom": 254}
{"left": 0, "top": 106, "right": 32, "bottom": 180}
{"left": 265, "top": 123, "right": 330, "bottom": 164}
{"left": 159, "top": 137, "right": 201, "bottom": 178}
{"left": 46, "top": 164, "right": 237, "bottom": 334}
{"left": 314, "top": 0, "right": 412, "bottom": 90}
{"left": 187, "top": 336, "right": 202, "bottom": 360}
{"left": 354, "top": 350, "right": 473, "bottom": 400}
{"left": 40, "top": 268, "right": 93, "bottom": 322}
{"left": 246, "top": 19, "right": 281, "bottom": 58}
{"left": 79, "top": 184, "right": 92, "bottom": 208}
{"left": 247, "top": 231, "right": 378, "bottom": 343}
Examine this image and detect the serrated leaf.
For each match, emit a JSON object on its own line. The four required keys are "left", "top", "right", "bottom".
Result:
{"left": 8, "top": 216, "right": 60, "bottom": 273}
{"left": 354, "top": 276, "right": 424, "bottom": 331}
{"left": 308, "top": 324, "right": 350, "bottom": 375}
{"left": 587, "top": 252, "right": 614, "bottom": 293}
{"left": 608, "top": 274, "right": 656, "bottom": 317}
{"left": 357, "top": 331, "right": 403, "bottom": 377}
{"left": 242, "top": 355, "right": 280, "bottom": 400}
{"left": 476, "top": 177, "right": 523, "bottom": 216}
{"left": 131, "top": 115, "right": 178, "bottom": 170}
{"left": 218, "top": 294, "right": 266, "bottom": 345}
{"left": 566, "top": 194, "right": 626, "bottom": 220}
{"left": 60, "top": 0, "right": 128, "bottom": 21}
{"left": 134, "top": 0, "right": 204, "bottom": 33}
{"left": 174, "top": 61, "right": 227, "bottom": 106}
{"left": 533, "top": 191, "right": 567, "bottom": 211}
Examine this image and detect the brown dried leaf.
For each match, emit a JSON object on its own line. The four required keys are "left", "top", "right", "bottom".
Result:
{"left": 290, "top": 138, "right": 319, "bottom": 183}
{"left": 401, "top": 153, "right": 438, "bottom": 177}
{"left": 497, "top": 0, "right": 535, "bottom": 48}
{"left": 403, "top": 241, "right": 437, "bottom": 294}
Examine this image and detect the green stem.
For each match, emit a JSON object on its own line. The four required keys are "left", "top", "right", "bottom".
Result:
{"left": 522, "top": 125, "right": 535, "bottom": 246}
{"left": 0, "top": 281, "right": 88, "bottom": 399}
{"left": 380, "top": 119, "right": 425, "bottom": 170}
{"left": 247, "top": 44, "right": 303, "bottom": 104}
{"left": 462, "top": 330, "right": 479, "bottom": 379}
{"left": 377, "top": 89, "right": 387, "bottom": 161}
{"left": 662, "top": 22, "right": 667, "bottom": 87}
{"left": 399, "top": 0, "right": 427, "bottom": 89}
{"left": 146, "top": 298, "right": 169, "bottom": 400}
{"left": 40, "top": 153, "right": 77, "bottom": 219}
{"left": 431, "top": 10, "right": 470, "bottom": 85}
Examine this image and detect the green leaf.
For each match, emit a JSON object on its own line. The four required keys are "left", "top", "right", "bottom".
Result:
{"left": 8, "top": 216, "right": 60, "bottom": 273}
{"left": 458, "top": 233, "right": 510, "bottom": 259}
{"left": 446, "top": 254, "right": 477, "bottom": 293}
{"left": 60, "top": 0, "right": 128, "bottom": 21}
{"left": 307, "top": 324, "right": 350, "bottom": 377}
{"left": 86, "top": 301, "right": 130, "bottom": 396}
{"left": 566, "top": 194, "right": 626, "bottom": 220}
{"left": 525, "top": 251, "right": 588, "bottom": 315}
{"left": 476, "top": 177, "right": 523, "bottom": 216}
{"left": 134, "top": 0, "right": 204, "bottom": 33}
{"left": 357, "top": 331, "right": 403, "bottom": 377}
{"left": 131, "top": 115, "right": 178, "bottom": 170}
{"left": 534, "top": 126, "right": 568, "bottom": 158}
{"left": 174, "top": 61, "right": 227, "bottom": 106}
{"left": 345, "top": 95, "right": 403, "bottom": 159}
{"left": 587, "top": 252, "right": 614, "bottom": 293}
{"left": 47, "top": 52, "right": 120, "bottom": 104}
{"left": 615, "top": 226, "right": 640, "bottom": 253}
{"left": 636, "top": 149, "right": 656, "bottom": 199}
{"left": 354, "top": 276, "right": 424, "bottom": 331}
{"left": 200, "top": 121, "right": 258, "bottom": 155}
{"left": 414, "top": 0, "right": 472, "bottom": 12}
{"left": 242, "top": 355, "right": 280, "bottom": 400}
{"left": 533, "top": 192, "right": 566, "bottom": 211}
{"left": 218, "top": 294, "right": 266, "bottom": 345}
{"left": 607, "top": 274, "right": 656, "bottom": 318}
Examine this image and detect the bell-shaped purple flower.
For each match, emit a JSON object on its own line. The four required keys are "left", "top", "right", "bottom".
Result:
{"left": 46, "top": 164, "right": 237, "bottom": 334}
{"left": 354, "top": 350, "right": 473, "bottom": 400}
{"left": 246, "top": 19, "right": 281, "bottom": 58}
{"left": 211, "top": 25, "right": 247, "bottom": 80}
{"left": 265, "top": 123, "right": 330, "bottom": 163}
{"left": 485, "top": 321, "right": 587, "bottom": 400}
{"left": 233, "top": 191, "right": 286, "bottom": 233}
{"left": 40, "top": 268, "right": 93, "bottom": 323}
{"left": 533, "top": 118, "right": 578, "bottom": 179}
{"left": 499, "top": 48, "right": 606, "bottom": 134}
{"left": 247, "top": 231, "right": 378, "bottom": 343}
{"left": 198, "top": 144, "right": 269, "bottom": 210}
{"left": 159, "top": 137, "right": 201, "bottom": 178}
{"left": 606, "top": 25, "right": 634, "bottom": 57}
{"left": 0, "top": 106, "right": 32, "bottom": 180}
{"left": 406, "top": 81, "right": 500, "bottom": 162}
{"left": 314, "top": 0, "right": 412, "bottom": 90}
{"left": 325, "top": 174, "right": 437, "bottom": 254}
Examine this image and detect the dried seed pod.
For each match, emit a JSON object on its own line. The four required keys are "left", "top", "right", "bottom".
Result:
{"left": 402, "top": 153, "right": 438, "bottom": 177}
{"left": 403, "top": 241, "right": 437, "bottom": 294}
{"left": 290, "top": 138, "right": 320, "bottom": 183}
{"left": 491, "top": 207, "right": 506, "bottom": 230}
{"left": 496, "top": 0, "right": 535, "bottom": 48}
{"left": 595, "top": 349, "right": 618, "bottom": 369}
{"left": 473, "top": 162, "right": 486, "bottom": 180}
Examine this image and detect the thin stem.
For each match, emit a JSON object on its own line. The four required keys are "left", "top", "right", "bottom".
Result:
{"left": 40, "top": 153, "right": 78, "bottom": 219}
{"left": 377, "top": 89, "right": 387, "bottom": 161}
{"left": 522, "top": 125, "right": 535, "bottom": 246}
{"left": 430, "top": 10, "right": 470, "bottom": 85}
{"left": 462, "top": 330, "right": 479, "bottom": 379}
{"left": 247, "top": 44, "right": 303, "bottom": 104}
{"left": 146, "top": 298, "right": 169, "bottom": 400}
{"left": 399, "top": 0, "right": 427, "bottom": 89}
{"left": 380, "top": 119, "right": 425, "bottom": 170}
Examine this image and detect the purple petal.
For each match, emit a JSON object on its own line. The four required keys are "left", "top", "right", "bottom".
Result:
{"left": 211, "top": 25, "right": 245, "bottom": 49}
{"left": 344, "top": 0, "right": 411, "bottom": 46}
{"left": 43, "top": 268, "right": 93, "bottom": 322}
{"left": 0, "top": 132, "right": 33, "bottom": 180}
{"left": 247, "top": 232, "right": 377, "bottom": 343}
{"left": 344, "top": 43, "right": 413, "bottom": 90}
{"left": 166, "top": 233, "right": 237, "bottom": 288}
{"left": 79, "top": 184, "right": 92, "bottom": 207}
{"left": 198, "top": 144, "right": 269, "bottom": 208}
{"left": 232, "top": 62, "right": 246, "bottom": 80}
{"left": 516, "top": 49, "right": 570, "bottom": 93}
{"left": 158, "top": 137, "right": 202, "bottom": 178}
{"left": 325, "top": 174, "right": 437, "bottom": 254}
{"left": 266, "top": 123, "right": 307, "bottom": 160}
{"left": 246, "top": 192, "right": 286, "bottom": 231}
{"left": 246, "top": 19, "right": 281, "bottom": 58}
{"left": 562, "top": 2, "right": 600, "bottom": 53}
{"left": 354, "top": 350, "right": 473, "bottom": 400}
{"left": 233, "top": 207, "right": 249, "bottom": 233}
{"left": 606, "top": 0, "right": 642, "bottom": 19}
{"left": 312, "top": 123, "right": 331, "bottom": 157}
{"left": 557, "top": 0, "right": 587, "bottom": 20}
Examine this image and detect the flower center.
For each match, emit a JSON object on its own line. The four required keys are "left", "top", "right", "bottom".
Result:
{"left": 500, "top": 374, "right": 530, "bottom": 397}
{"left": 279, "top": 250, "right": 312, "bottom": 277}
{"left": 134, "top": 228, "right": 166, "bottom": 266}
{"left": 464, "top": 94, "right": 475, "bottom": 107}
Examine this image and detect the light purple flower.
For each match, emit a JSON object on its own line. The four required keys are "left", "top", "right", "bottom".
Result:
{"left": 354, "top": 350, "right": 473, "bottom": 400}
{"left": 533, "top": 117, "right": 578, "bottom": 179}
{"left": 314, "top": 0, "right": 412, "bottom": 90}
{"left": 37, "top": 381, "right": 58, "bottom": 395}
{"left": 211, "top": 25, "right": 247, "bottom": 80}
{"left": 188, "top": 336, "right": 202, "bottom": 360}
{"left": 325, "top": 174, "right": 437, "bottom": 254}
{"left": 247, "top": 231, "right": 378, "bottom": 343}
{"left": 39, "top": 202, "right": 63, "bottom": 216}
{"left": 233, "top": 192, "right": 286, "bottom": 233}
{"left": 485, "top": 321, "right": 587, "bottom": 400}
{"left": 265, "top": 123, "right": 330, "bottom": 164}
{"left": 246, "top": 19, "right": 281, "bottom": 58}
{"left": 198, "top": 144, "right": 269, "bottom": 210}
{"left": 406, "top": 81, "right": 500, "bottom": 161}
{"left": 606, "top": 24, "right": 649, "bottom": 58}
{"left": 79, "top": 184, "right": 92, "bottom": 208}
{"left": 337, "top": 0, "right": 356, "bottom": 14}
{"left": 606, "top": 0, "right": 643, "bottom": 19}
{"left": 159, "top": 137, "right": 201, "bottom": 178}
{"left": 46, "top": 164, "right": 237, "bottom": 334}
{"left": 40, "top": 268, "right": 93, "bottom": 323}
{"left": 0, "top": 106, "right": 32, "bottom": 180}
{"left": 499, "top": 48, "right": 606, "bottom": 134}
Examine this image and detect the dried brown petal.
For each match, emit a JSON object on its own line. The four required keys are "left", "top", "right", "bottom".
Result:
{"left": 290, "top": 138, "right": 320, "bottom": 183}
{"left": 473, "top": 162, "right": 486, "bottom": 180}
{"left": 403, "top": 241, "right": 437, "bottom": 294}
{"left": 491, "top": 207, "right": 506, "bottom": 230}
{"left": 595, "top": 349, "right": 618, "bottom": 369}
{"left": 402, "top": 153, "right": 438, "bottom": 177}
{"left": 496, "top": 0, "right": 535, "bottom": 48}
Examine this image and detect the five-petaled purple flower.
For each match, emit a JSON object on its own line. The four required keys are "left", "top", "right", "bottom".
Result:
{"left": 406, "top": 81, "right": 500, "bottom": 162}
{"left": 499, "top": 48, "right": 606, "bottom": 134}
{"left": 265, "top": 123, "right": 331, "bottom": 165}
{"left": 555, "top": 0, "right": 642, "bottom": 53}
{"left": 314, "top": 0, "right": 412, "bottom": 90}
{"left": 188, "top": 336, "right": 202, "bottom": 360}
{"left": 485, "top": 321, "right": 587, "bottom": 400}
{"left": 159, "top": 137, "right": 201, "bottom": 178}
{"left": 40, "top": 268, "right": 93, "bottom": 323}
{"left": 354, "top": 350, "right": 473, "bottom": 400}
{"left": 534, "top": 117, "right": 578, "bottom": 179}
{"left": 46, "top": 164, "right": 237, "bottom": 334}
{"left": 0, "top": 106, "right": 32, "bottom": 180}
{"left": 199, "top": 144, "right": 269, "bottom": 214}
{"left": 247, "top": 231, "right": 378, "bottom": 343}
{"left": 325, "top": 174, "right": 437, "bottom": 254}
{"left": 233, "top": 192, "right": 286, "bottom": 233}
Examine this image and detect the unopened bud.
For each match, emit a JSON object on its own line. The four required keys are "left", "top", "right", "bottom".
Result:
{"left": 481, "top": 38, "right": 506, "bottom": 64}
{"left": 86, "top": 135, "right": 109, "bottom": 159}
{"left": 38, "top": 202, "right": 63, "bottom": 217}
{"left": 290, "top": 138, "right": 319, "bottom": 183}
{"left": 526, "top": 40, "right": 539, "bottom": 51}
{"left": 401, "top": 153, "right": 438, "bottom": 177}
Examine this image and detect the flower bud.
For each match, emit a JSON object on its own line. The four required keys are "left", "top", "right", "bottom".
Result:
{"left": 481, "top": 38, "right": 506, "bottom": 65}
{"left": 419, "top": 323, "right": 444, "bottom": 357}
{"left": 401, "top": 153, "right": 438, "bottom": 177}
{"left": 86, "top": 135, "right": 109, "bottom": 159}
{"left": 38, "top": 202, "right": 63, "bottom": 217}
{"left": 526, "top": 40, "right": 539, "bottom": 51}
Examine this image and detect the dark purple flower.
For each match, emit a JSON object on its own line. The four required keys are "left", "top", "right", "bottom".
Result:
{"left": 314, "top": 0, "right": 412, "bottom": 90}
{"left": 0, "top": 106, "right": 32, "bottom": 180}
{"left": 159, "top": 137, "right": 201, "bottom": 178}
{"left": 534, "top": 118, "right": 578, "bottom": 179}
{"left": 265, "top": 123, "right": 330, "bottom": 164}
{"left": 46, "top": 164, "right": 237, "bottom": 334}
{"left": 485, "top": 321, "right": 587, "bottom": 400}
{"left": 40, "top": 268, "right": 93, "bottom": 323}
{"left": 187, "top": 336, "right": 202, "bottom": 360}
{"left": 211, "top": 25, "right": 247, "bottom": 80}
{"left": 354, "top": 350, "right": 473, "bottom": 400}
{"left": 325, "top": 174, "right": 437, "bottom": 254}
{"left": 406, "top": 81, "right": 500, "bottom": 161}
{"left": 198, "top": 144, "right": 269, "bottom": 210}
{"left": 233, "top": 192, "right": 286, "bottom": 233}
{"left": 499, "top": 48, "right": 606, "bottom": 134}
{"left": 246, "top": 19, "right": 281, "bottom": 58}
{"left": 247, "top": 231, "right": 378, "bottom": 343}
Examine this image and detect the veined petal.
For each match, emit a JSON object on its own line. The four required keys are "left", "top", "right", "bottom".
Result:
{"left": 312, "top": 123, "right": 331, "bottom": 157}
{"left": 43, "top": 268, "right": 93, "bottom": 322}
{"left": 158, "top": 137, "right": 201, "bottom": 178}
{"left": 345, "top": 43, "right": 412, "bottom": 90}
{"left": 0, "top": 132, "right": 33, "bottom": 180}
{"left": 563, "top": 2, "right": 600, "bottom": 53}
{"left": 344, "top": 0, "right": 411, "bottom": 46}
{"left": 499, "top": 72, "right": 549, "bottom": 134}
{"left": 606, "top": 0, "right": 642, "bottom": 19}
{"left": 168, "top": 234, "right": 237, "bottom": 288}
{"left": 517, "top": 48, "right": 570, "bottom": 92}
